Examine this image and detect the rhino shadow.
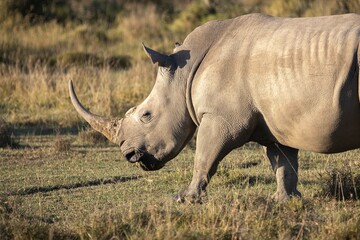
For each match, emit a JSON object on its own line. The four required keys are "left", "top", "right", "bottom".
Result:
{"left": 5, "top": 175, "right": 141, "bottom": 196}
{"left": 225, "top": 175, "right": 274, "bottom": 187}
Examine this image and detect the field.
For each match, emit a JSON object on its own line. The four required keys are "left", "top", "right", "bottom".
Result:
{"left": 1, "top": 134, "right": 359, "bottom": 239}
{"left": 1, "top": 0, "right": 360, "bottom": 239}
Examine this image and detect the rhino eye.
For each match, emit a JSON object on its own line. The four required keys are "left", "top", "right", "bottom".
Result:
{"left": 140, "top": 111, "right": 152, "bottom": 123}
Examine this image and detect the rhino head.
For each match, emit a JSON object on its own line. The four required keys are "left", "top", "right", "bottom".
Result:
{"left": 69, "top": 44, "right": 196, "bottom": 171}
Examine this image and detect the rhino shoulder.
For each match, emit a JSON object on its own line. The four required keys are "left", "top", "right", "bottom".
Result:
{"left": 185, "top": 13, "right": 274, "bottom": 45}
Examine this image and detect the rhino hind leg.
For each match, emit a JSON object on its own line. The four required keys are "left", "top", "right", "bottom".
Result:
{"left": 264, "top": 144, "right": 301, "bottom": 201}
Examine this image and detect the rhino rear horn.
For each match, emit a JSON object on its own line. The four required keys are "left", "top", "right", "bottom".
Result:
{"left": 68, "top": 80, "right": 121, "bottom": 144}
{"left": 142, "top": 43, "right": 171, "bottom": 67}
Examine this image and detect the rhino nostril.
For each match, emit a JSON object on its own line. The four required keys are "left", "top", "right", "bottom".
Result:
{"left": 125, "top": 151, "right": 136, "bottom": 162}
{"left": 125, "top": 150, "right": 144, "bottom": 163}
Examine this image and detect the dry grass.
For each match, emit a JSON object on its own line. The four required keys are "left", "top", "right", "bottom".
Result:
{"left": 53, "top": 136, "right": 72, "bottom": 153}
{"left": 319, "top": 164, "right": 360, "bottom": 200}
{"left": 78, "top": 128, "right": 109, "bottom": 145}
{"left": 0, "top": 117, "right": 18, "bottom": 148}
{"left": 0, "top": 1, "right": 359, "bottom": 239}
{"left": 0, "top": 117, "right": 12, "bottom": 147}
{"left": 0, "top": 59, "right": 155, "bottom": 126}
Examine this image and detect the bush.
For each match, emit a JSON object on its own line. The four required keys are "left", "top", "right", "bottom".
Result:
{"left": 0, "top": 0, "right": 124, "bottom": 23}
{"left": 0, "top": 0, "right": 48, "bottom": 22}
{"left": 104, "top": 55, "right": 132, "bottom": 70}
{"left": 170, "top": 1, "right": 216, "bottom": 36}
{"left": 55, "top": 52, "right": 132, "bottom": 70}
{"left": 56, "top": 52, "right": 102, "bottom": 68}
{"left": 319, "top": 165, "right": 360, "bottom": 200}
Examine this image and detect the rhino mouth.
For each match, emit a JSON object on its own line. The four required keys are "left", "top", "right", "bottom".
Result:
{"left": 124, "top": 149, "right": 164, "bottom": 171}
{"left": 138, "top": 157, "right": 165, "bottom": 171}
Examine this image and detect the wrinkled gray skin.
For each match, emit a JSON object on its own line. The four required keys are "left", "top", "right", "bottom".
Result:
{"left": 69, "top": 13, "right": 360, "bottom": 202}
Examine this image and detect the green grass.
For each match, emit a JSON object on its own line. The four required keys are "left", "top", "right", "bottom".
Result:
{"left": 0, "top": 1, "right": 359, "bottom": 239}
{"left": 1, "top": 134, "right": 359, "bottom": 239}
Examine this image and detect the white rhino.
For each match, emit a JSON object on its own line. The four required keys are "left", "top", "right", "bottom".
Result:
{"left": 69, "top": 13, "right": 360, "bottom": 202}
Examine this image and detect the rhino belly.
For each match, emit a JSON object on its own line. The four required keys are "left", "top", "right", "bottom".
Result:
{"left": 260, "top": 94, "right": 360, "bottom": 153}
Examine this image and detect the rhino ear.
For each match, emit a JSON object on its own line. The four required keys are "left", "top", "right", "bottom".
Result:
{"left": 142, "top": 43, "right": 171, "bottom": 67}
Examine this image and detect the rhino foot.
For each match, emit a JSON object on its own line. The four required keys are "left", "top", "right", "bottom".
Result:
{"left": 175, "top": 188, "right": 207, "bottom": 204}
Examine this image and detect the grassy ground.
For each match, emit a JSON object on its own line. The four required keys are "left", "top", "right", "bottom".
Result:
{"left": 1, "top": 1, "right": 360, "bottom": 239}
{"left": 0, "top": 133, "right": 359, "bottom": 239}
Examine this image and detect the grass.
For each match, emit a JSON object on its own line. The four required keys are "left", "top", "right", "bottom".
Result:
{"left": 318, "top": 164, "right": 360, "bottom": 200}
{"left": 0, "top": 118, "right": 18, "bottom": 148}
{"left": 0, "top": 118, "right": 12, "bottom": 147}
{"left": 0, "top": 1, "right": 359, "bottom": 239}
{"left": 77, "top": 128, "right": 109, "bottom": 146}
{"left": 0, "top": 134, "right": 359, "bottom": 239}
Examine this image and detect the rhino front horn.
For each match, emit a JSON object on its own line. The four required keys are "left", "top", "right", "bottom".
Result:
{"left": 68, "top": 80, "right": 121, "bottom": 144}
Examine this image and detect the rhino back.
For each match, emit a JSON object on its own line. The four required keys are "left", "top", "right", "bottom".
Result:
{"left": 191, "top": 13, "right": 360, "bottom": 153}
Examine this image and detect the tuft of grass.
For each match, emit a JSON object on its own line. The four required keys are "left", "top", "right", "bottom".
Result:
{"left": 0, "top": 117, "right": 12, "bottom": 147}
{"left": 0, "top": 117, "right": 18, "bottom": 148}
{"left": 104, "top": 55, "right": 132, "bottom": 70}
{"left": 78, "top": 128, "right": 109, "bottom": 146}
{"left": 53, "top": 134, "right": 71, "bottom": 153}
{"left": 319, "top": 164, "right": 360, "bottom": 200}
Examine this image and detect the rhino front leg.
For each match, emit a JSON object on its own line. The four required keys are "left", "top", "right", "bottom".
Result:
{"left": 264, "top": 144, "right": 301, "bottom": 201}
{"left": 176, "top": 115, "right": 243, "bottom": 203}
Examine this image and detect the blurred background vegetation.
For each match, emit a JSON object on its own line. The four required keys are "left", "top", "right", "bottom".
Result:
{"left": 0, "top": 0, "right": 359, "bottom": 130}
